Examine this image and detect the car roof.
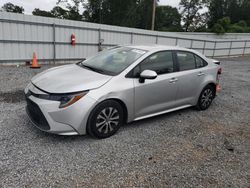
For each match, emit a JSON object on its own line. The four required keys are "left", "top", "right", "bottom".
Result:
{"left": 125, "top": 44, "right": 191, "bottom": 52}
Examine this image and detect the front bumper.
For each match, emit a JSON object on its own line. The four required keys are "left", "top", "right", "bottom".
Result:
{"left": 24, "top": 84, "right": 97, "bottom": 135}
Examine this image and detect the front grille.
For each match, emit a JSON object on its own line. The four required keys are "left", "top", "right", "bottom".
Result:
{"left": 26, "top": 96, "right": 50, "bottom": 131}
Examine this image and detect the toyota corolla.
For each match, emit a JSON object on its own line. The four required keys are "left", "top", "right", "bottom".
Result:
{"left": 25, "top": 45, "right": 221, "bottom": 138}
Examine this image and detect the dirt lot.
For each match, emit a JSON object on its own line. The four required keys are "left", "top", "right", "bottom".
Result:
{"left": 0, "top": 57, "right": 249, "bottom": 187}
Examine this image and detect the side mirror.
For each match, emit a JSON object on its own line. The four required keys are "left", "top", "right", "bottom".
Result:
{"left": 76, "top": 58, "right": 86, "bottom": 65}
{"left": 139, "top": 70, "right": 157, "bottom": 83}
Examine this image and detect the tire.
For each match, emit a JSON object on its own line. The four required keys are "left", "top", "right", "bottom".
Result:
{"left": 196, "top": 85, "right": 215, "bottom": 111}
{"left": 87, "top": 100, "right": 124, "bottom": 139}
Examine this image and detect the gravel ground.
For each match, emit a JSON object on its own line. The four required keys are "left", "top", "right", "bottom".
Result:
{"left": 0, "top": 57, "right": 249, "bottom": 187}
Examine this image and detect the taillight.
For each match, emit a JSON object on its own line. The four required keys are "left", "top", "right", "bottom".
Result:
{"left": 218, "top": 68, "right": 222, "bottom": 75}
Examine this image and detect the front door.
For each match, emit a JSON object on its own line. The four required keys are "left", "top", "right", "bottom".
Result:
{"left": 132, "top": 51, "right": 179, "bottom": 119}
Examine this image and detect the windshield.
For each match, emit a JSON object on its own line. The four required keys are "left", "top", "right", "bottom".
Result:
{"left": 80, "top": 47, "right": 147, "bottom": 75}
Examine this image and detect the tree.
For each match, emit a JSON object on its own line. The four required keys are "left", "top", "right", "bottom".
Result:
{"left": 217, "top": 16, "right": 231, "bottom": 31}
{"left": 206, "top": 0, "right": 227, "bottom": 28}
{"left": 212, "top": 23, "right": 225, "bottom": 34}
{"left": 32, "top": 8, "right": 55, "bottom": 17}
{"left": 57, "top": 0, "right": 83, "bottom": 20}
{"left": 211, "top": 17, "right": 230, "bottom": 34}
{"left": 179, "top": 0, "right": 206, "bottom": 32}
{"left": 155, "top": 6, "right": 182, "bottom": 31}
{"left": 54, "top": 0, "right": 84, "bottom": 21}
{"left": 211, "top": 17, "right": 250, "bottom": 34}
{"left": 206, "top": 0, "right": 250, "bottom": 28}
{"left": 237, "top": 20, "right": 247, "bottom": 28}
{"left": 239, "top": 0, "right": 250, "bottom": 26}
{"left": 1, "top": 2, "right": 24, "bottom": 13}
{"left": 228, "top": 24, "right": 245, "bottom": 33}
{"left": 62, "top": 0, "right": 162, "bottom": 30}
{"left": 83, "top": 0, "right": 140, "bottom": 26}
{"left": 83, "top": 0, "right": 101, "bottom": 23}
{"left": 102, "top": 0, "right": 140, "bottom": 27}
{"left": 136, "top": 0, "right": 156, "bottom": 30}
{"left": 32, "top": 2, "right": 83, "bottom": 20}
{"left": 50, "top": 6, "right": 69, "bottom": 19}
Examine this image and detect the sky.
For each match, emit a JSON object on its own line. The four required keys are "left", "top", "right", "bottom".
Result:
{"left": 0, "top": 0, "right": 181, "bottom": 14}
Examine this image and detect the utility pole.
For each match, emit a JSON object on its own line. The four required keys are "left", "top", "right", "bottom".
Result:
{"left": 99, "top": 0, "right": 102, "bottom": 24}
{"left": 151, "top": 0, "right": 156, "bottom": 30}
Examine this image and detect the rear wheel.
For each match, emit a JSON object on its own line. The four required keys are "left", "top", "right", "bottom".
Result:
{"left": 196, "top": 85, "right": 215, "bottom": 110}
{"left": 87, "top": 100, "right": 124, "bottom": 139}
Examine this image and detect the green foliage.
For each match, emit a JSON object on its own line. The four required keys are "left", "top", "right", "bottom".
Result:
{"left": 2, "top": 0, "right": 250, "bottom": 33}
{"left": 217, "top": 17, "right": 231, "bottom": 30}
{"left": 179, "top": 0, "right": 206, "bottom": 32}
{"left": 50, "top": 6, "right": 69, "bottom": 19}
{"left": 32, "top": 8, "right": 55, "bottom": 17}
{"left": 83, "top": 0, "right": 172, "bottom": 30}
{"left": 237, "top": 20, "right": 247, "bottom": 28}
{"left": 155, "top": 6, "right": 182, "bottom": 31}
{"left": 83, "top": 0, "right": 139, "bottom": 26}
{"left": 212, "top": 23, "right": 225, "bottom": 34}
{"left": 55, "top": 0, "right": 83, "bottom": 20}
{"left": 212, "top": 17, "right": 250, "bottom": 34}
{"left": 246, "top": 27, "right": 250, "bottom": 33}
{"left": 206, "top": 0, "right": 250, "bottom": 30}
{"left": 83, "top": 0, "right": 157, "bottom": 29}
{"left": 135, "top": 0, "right": 154, "bottom": 29}
{"left": 1, "top": 2, "right": 24, "bottom": 13}
{"left": 228, "top": 24, "right": 246, "bottom": 33}
{"left": 32, "top": 0, "right": 83, "bottom": 21}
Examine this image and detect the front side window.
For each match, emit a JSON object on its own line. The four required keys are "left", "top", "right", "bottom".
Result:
{"left": 80, "top": 47, "right": 147, "bottom": 75}
{"left": 132, "top": 51, "right": 174, "bottom": 77}
{"left": 177, "top": 51, "right": 196, "bottom": 71}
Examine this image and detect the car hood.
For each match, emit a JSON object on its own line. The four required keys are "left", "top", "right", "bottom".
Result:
{"left": 31, "top": 64, "right": 112, "bottom": 94}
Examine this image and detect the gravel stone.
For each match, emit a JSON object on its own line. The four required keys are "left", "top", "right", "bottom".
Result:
{"left": 0, "top": 58, "right": 249, "bottom": 187}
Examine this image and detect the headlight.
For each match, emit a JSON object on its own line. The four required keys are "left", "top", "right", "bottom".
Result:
{"left": 58, "top": 92, "right": 88, "bottom": 108}
{"left": 27, "top": 91, "right": 88, "bottom": 108}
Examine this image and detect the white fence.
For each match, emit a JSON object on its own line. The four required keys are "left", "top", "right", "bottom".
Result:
{"left": 176, "top": 32, "right": 250, "bottom": 40}
{"left": 0, "top": 12, "right": 250, "bottom": 63}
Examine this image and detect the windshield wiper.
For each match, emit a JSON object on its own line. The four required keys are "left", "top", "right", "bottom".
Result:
{"left": 80, "top": 64, "right": 105, "bottom": 74}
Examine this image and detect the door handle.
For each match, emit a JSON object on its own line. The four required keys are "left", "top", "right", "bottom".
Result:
{"left": 197, "top": 72, "right": 205, "bottom": 76}
{"left": 169, "top": 78, "right": 178, "bottom": 83}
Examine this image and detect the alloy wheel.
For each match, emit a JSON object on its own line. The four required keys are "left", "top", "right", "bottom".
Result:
{"left": 96, "top": 107, "right": 120, "bottom": 134}
{"left": 201, "top": 88, "right": 213, "bottom": 108}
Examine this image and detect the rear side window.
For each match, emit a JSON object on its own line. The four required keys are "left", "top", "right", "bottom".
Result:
{"left": 195, "top": 55, "right": 208, "bottom": 68}
{"left": 138, "top": 51, "right": 174, "bottom": 75}
{"left": 176, "top": 51, "right": 196, "bottom": 71}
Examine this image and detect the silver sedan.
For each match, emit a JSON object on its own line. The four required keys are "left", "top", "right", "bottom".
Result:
{"left": 25, "top": 45, "right": 221, "bottom": 138}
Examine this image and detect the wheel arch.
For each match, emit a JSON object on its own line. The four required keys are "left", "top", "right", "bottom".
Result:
{"left": 196, "top": 82, "right": 216, "bottom": 110}
{"left": 195, "top": 81, "right": 217, "bottom": 105}
{"left": 88, "top": 98, "right": 128, "bottom": 125}
{"left": 86, "top": 98, "right": 129, "bottom": 137}
{"left": 207, "top": 82, "right": 216, "bottom": 95}
{"left": 108, "top": 98, "right": 128, "bottom": 124}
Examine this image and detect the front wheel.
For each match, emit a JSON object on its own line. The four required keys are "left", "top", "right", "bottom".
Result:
{"left": 87, "top": 100, "right": 124, "bottom": 139}
{"left": 196, "top": 85, "right": 215, "bottom": 111}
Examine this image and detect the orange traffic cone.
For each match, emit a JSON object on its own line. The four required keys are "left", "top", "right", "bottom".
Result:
{"left": 30, "top": 52, "right": 40, "bottom": 69}
{"left": 216, "top": 84, "right": 221, "bottom": 92}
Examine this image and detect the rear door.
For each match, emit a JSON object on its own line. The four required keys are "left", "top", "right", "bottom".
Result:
{"left": 174, "top": 51, "right": 207, "bottom": 106}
